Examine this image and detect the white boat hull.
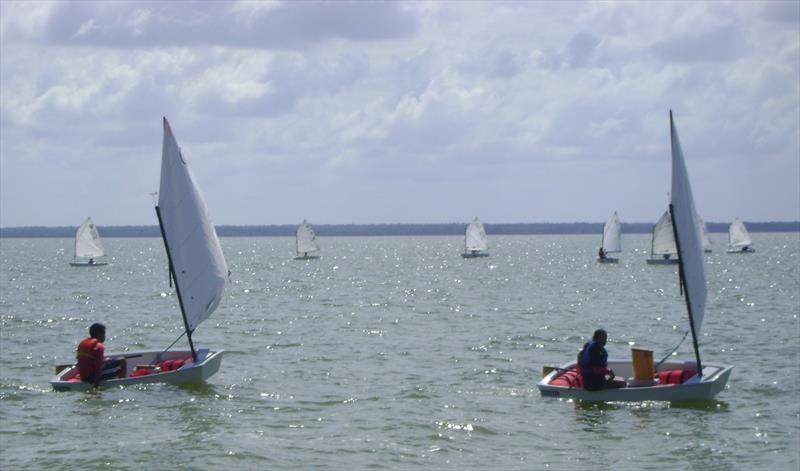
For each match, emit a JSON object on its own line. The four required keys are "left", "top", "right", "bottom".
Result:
{"left": 461, "top": 252, "right": 489, "bottom": 258}
{"left": 70, "top": 262, "right": 108, "bottom": 267}
{"left": 646, "top": 258, "right": 679, "bottom": 265}
{"left": 727, "top": 248, "right": 755, "bottom": 254}
{"left": 597, "top": 257, "right": 618, "bottom": 264}
{"left": 294, "top": 254, "right": 321, "bottom": 260}
{"left": 50, "top": 349, "right": 223, "bottom": 391}
{"left": 537, "top": 360, "right": 732, "bottom": 402}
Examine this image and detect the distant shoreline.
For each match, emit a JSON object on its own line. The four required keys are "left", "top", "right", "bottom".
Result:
{"left": 1, "top": 222, "right": 798, "bottom": 238}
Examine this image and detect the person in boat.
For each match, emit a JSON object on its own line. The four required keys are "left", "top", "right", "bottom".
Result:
{"left": 578, "top": 329, "right": 625, "bottom": 391}
{"left": 663, "top": 253, "right": 671, "bottom": 260}
{"left": 88, "top": 258, "right": 95, "bottom": 265}
{"left": 598, "top": 247, "right": 606, "bottom": 260}
{"left": 76, "top": 323, "right": 126, "bottom": 387}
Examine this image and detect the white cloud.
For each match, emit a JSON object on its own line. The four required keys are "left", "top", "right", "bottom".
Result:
{"left": 1, "top": 1, "right": 798, "bottom": 226}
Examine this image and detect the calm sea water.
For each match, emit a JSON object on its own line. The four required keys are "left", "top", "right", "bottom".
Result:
{"left": 1, "top": 233, "right": 798, "bottom": 470}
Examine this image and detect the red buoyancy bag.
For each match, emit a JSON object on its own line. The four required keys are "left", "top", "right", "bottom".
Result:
{"left": 656, "top": 369, "right": 697, "bottom": 385}
{"left": 550, "top": 369, "right": 583, "bottom": 388}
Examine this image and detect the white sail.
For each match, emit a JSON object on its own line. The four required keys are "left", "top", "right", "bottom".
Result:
{"left": 670, "top": 110, "right": 707, "bottom": 338}
{"left": 728, "top": 218, "right": 753, "bottom": 249}
{"left": 296, "top": 219, "right": 320, "bottom": 255}
{"left": 651, "top": 210, "right": 677, "bottom": 256}
{"left": 601, "top": 211, "right": 622, "bottom": 253}
{"left": 158, "top": 118, "right": 228, "bottom": 332}
{"left": 74, "top": 217, "right": 105, "bottom": 258}
{"left": 699, "top": 217, "right": 712, "bottom": 252}
{"left": 465, "top": 217, "right": 488, "bottom": 252}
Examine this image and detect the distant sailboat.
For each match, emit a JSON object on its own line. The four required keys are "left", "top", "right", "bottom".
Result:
{"left": 462, "top": 217, "right": 489, "bottom": 258}
{"left": 597, "top": 211, "right": 621, "bottom": 264}
{"left": 295, "top": 219, "right": 320, "bottom": 259}
{"left": 70, "top": 217, "right": 108, "bottom": 267}
{"left": 727, "top": 218, "right": 755, "bottom": 253}
{"left": 646, "top": 210, "right": 679, "bottom": 265}
{"left": 699, "top": 217, "right": 712, "bottom": 253}
{"left": 52, "top": 118, "right": 226, "bottom": 391}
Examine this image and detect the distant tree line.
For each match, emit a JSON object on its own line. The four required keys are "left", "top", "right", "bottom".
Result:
{"left": 1, "top": 221, "right": 798, "bottom": 238}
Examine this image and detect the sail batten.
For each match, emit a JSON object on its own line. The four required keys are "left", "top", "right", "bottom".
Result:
{"left": 602, "top": 212, "right": 622, "bottom": 253}
{"left": 465, "top": 217, "right": 488, "bottom": 252}
{"left": 74, "top": 217, "right": 105, "bottom": 259}
{"left": 157, "top": 118, "right": 228, "bottom": 332}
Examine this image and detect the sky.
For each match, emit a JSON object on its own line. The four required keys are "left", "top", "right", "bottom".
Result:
{"left": 1, "top": 0, "right": 798, "bottom": 227}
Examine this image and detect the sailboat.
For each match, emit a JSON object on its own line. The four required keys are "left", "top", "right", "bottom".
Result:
{"left": 597, "top": 211, "right": 621, "bottom": 264}
{"left": 727, "top": 218, "right": 755, "bottom": 253}
{"left": 295, "top": 219, "right": 321, "bottom": 259}
{"left": 699, "top": 217, "right": 712, "bottom": 253}
{"left": 69, "top": 217, "right": 108, "bottom": 266}
{"left": 461, "top": 217, "right": 489, "bottom": 258}
{"left": 538, "top": 111, "right": 732, "bottom": 401}
{"left": 646, "top": 210, "right": 679, "bottom": 265}
{"left": 52, "top": 118, "right": 227, "bottom": 391}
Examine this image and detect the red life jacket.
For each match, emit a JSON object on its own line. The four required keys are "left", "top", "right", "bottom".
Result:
{"left": 76, "top": 337, "right": 103, "bottom": 379}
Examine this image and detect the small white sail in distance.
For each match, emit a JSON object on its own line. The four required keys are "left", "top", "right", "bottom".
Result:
{"left": 601, "top": 211, "right": 622, "bottom": 253}
{"left": 698, "top": 217, "right": 712, "bottom": 251}
{"left": 465, "top": 217, "right": 488, "bottom": 252}
{"left": 74, "top": 217, "right": 105, "bottom": 259}
{"left": 296, "top": 220, "right": 320, "bottom": 255}
{"left": 158, "top": 118, "right": 228, "bottom": 332}
{"left": 651, "top": 210, "right": 677, "bottom": 256}
{"left": 728, "top": 218, "right": 753, "bottom": 249}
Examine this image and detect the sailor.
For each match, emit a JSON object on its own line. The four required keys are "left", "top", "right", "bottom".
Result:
{"left": 598, "top": 247, "right": 606, "bottom": 260}
{"left": 579, "top": 329, "right": 625, "bottom": 391}
{"left": 76, "top": 323, "right": 126, "bottom": 386}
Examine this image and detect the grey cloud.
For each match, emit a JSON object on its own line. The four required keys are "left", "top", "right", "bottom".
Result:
{"left": 651, "top": 25, "right": 746, "bottom": 63}
{"left": 458, "top": 48, "right": 523, "bottom": 79}
{"left": 762, "top": 1, "right": 800, "bottom": 23}
{"left": 565, "top": 32, "right": 602, "bottom": 68}
{"left": 39, "top": 1, "right": 418, "bottom": 49}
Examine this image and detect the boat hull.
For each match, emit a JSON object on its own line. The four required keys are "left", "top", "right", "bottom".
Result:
{"left": 294, "top": 254, "right": 321, "bottom": 260}
{"left": 50, "top": 349, "right": 223, "bottom": 391}
{"left": 537, "top": 360, "right": 732, "bottom": 402}
{"left": 646, "top": 258, "right": 679, "bottom": 265}
{"left": 727, "top": 248, "right": 755, "bottom": 254}
{"left": 70, "top": 262, "right": 108, "bottom": 267}
{"left": 597, "top": 257, "right": 619, "bottom": 264}
{"left": 461, "top": 252, "right": 489, "bottom": 258}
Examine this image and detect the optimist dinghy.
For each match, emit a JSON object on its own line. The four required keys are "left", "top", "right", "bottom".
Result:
{"left": 461, "top": 217, "right": 489, "bottom": 258}
{"left": 295, "top": 219, "right": 321, "bottom": 259}
{"left": 69, "top": 217, "right": 108, "bottom": 267}
{"left": 727, "top": 218, "right": 755, "bottom": 253}
{"left": 538, "top": 111, "right": 732, "bottom": 401}
{"left": 597, "top": 211, "right": 621, "bottom": 264}
{"left": 52, "top": 118, "right": 228, "bottom": 391}
{"left": 646, "top": 210, "right": 679, "bottom": 265}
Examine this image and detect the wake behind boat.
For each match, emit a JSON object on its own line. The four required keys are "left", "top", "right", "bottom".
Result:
{"left": 462, "top": 217, "right": 489, "bottom": 258}
{"left": 52, "top": 118, "right": 228, "bottom": 391}
{"left": 597, "top": 211, "right": 621, "bottom": 264}
{"left": 646, "top": 210, "right": 679, "bottom": 265}
{"left": 69, "top": 217, "right": 108, "bottom": 267}
{"left": 538, "top": 111, "right": 732, "bottom": 402}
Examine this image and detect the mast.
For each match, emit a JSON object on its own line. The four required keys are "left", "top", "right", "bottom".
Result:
{"left": 155, "top": 205, "right": 197, "bottom": 361}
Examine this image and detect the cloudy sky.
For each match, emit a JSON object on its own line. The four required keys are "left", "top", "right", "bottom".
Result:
{"left": 1, "top": 1, "right": 798, "bottom": 227}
